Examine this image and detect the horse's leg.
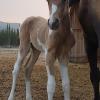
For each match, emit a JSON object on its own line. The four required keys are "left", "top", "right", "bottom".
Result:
{"left": 85, "top": 39, "right": 100, "bottom": 100}
{"left": 8, "top": 44, "right": 30, "bottom": 100}
{"left": 25, "top": 46, "right": 40, "bottom": 100}
{"left": 58, "top": 56, "right": 70, "bottom": 100}
{"left": 79, "top": 14, "right": 100, "bottom": 99}
{"left": 45, "top": 49, "right": 56, "bottom": 100}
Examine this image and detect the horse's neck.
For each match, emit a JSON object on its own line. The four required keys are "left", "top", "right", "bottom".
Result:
{"left": 80, "top": 0, "right": 100, "bottom": 10}
{"left": 90, "top": 0, "right": 100, "bottom": 17}
{"left": 80, "top": 0, "right": 88, "bottom": 5}
{"left": 80, "top": 0, "right": 88, "bottom": 9}
{"left": 79, "top": 0, "right": 100, "bottom": 19}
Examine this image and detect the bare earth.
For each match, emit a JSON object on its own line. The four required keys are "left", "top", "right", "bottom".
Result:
{"left": 0, "top": 48, "right": 99, "bottom": 100}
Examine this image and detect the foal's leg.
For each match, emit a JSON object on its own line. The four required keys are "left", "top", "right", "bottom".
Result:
{"left": 45, "top": 49, "right": 56, "bottom": 100}
{"left": 25, "top": 46, "right": 40, "bottom": 100}
{"left": 8, "top": 45, "right": 30, "bottom": 100}
{"left": 58, "top": 56, "right": 70, "bottom": 100}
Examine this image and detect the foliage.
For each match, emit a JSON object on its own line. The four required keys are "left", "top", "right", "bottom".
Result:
{"left": 0, "top": 24, "right": 19, "bottom": 47}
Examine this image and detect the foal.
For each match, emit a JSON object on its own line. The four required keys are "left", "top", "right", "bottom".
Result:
{"left": 8, "top": 0, "right": 75, "bottom": 100}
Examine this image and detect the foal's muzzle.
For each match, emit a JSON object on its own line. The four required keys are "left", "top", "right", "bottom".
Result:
{"left": 48, "top": 18, "right": 59, "bottom": 30}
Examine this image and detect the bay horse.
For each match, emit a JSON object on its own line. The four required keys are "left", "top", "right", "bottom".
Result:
{"left": 69, "top": 0, "right": 100, "bottom": 100}
{"left": 8, "top": 0, "right": 75, "bottom": 100}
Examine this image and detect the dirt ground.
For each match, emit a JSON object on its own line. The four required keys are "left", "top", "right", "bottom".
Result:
{"left": 0, "top": 48, "right": 99, "bottom": 100}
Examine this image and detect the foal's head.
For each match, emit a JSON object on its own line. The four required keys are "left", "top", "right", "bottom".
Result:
{"left": 47, "top": 0, "right": 69, "bottom": 30}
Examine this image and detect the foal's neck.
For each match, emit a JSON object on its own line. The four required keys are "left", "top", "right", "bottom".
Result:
{"left": 60, "top": 14, "right": 71, "bottom": 34}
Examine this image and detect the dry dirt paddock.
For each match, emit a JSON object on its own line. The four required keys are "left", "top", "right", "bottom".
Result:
{"left": 0, "top": 48, "right": 99, "bottom": 100}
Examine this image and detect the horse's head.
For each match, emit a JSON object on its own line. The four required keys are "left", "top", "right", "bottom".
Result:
{"left": 47, "top": 0, "right": 69, "bottom": 30}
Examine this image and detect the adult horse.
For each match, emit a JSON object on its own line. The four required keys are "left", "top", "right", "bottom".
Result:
{"left": 8, "top": 0, "right": 75, "bottom": 100}
{"left": 69, "top": 0, "right": 100, "bottom": 100}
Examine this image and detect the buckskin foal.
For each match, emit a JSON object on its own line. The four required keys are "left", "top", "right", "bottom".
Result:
{"left": 8, "top": 0, "right": 75, "bottom": 100}
{"left": 69, "top": 0, "right": 100, "bottom": 100}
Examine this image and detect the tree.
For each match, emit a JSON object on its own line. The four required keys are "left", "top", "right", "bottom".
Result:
{"left": 0, "top": 24, "right": 20, "bottom": 47}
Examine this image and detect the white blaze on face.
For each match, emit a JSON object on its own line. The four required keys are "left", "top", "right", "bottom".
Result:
{"left": 51, "top": 3, "right": 58, "bottom": 16}
{"left": 49, "top": 3, "right": 58, "bottom": 25}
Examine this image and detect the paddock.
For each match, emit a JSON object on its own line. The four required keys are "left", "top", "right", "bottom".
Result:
{"left": 0, "top": 48, "right": 99, "bottom": 100}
